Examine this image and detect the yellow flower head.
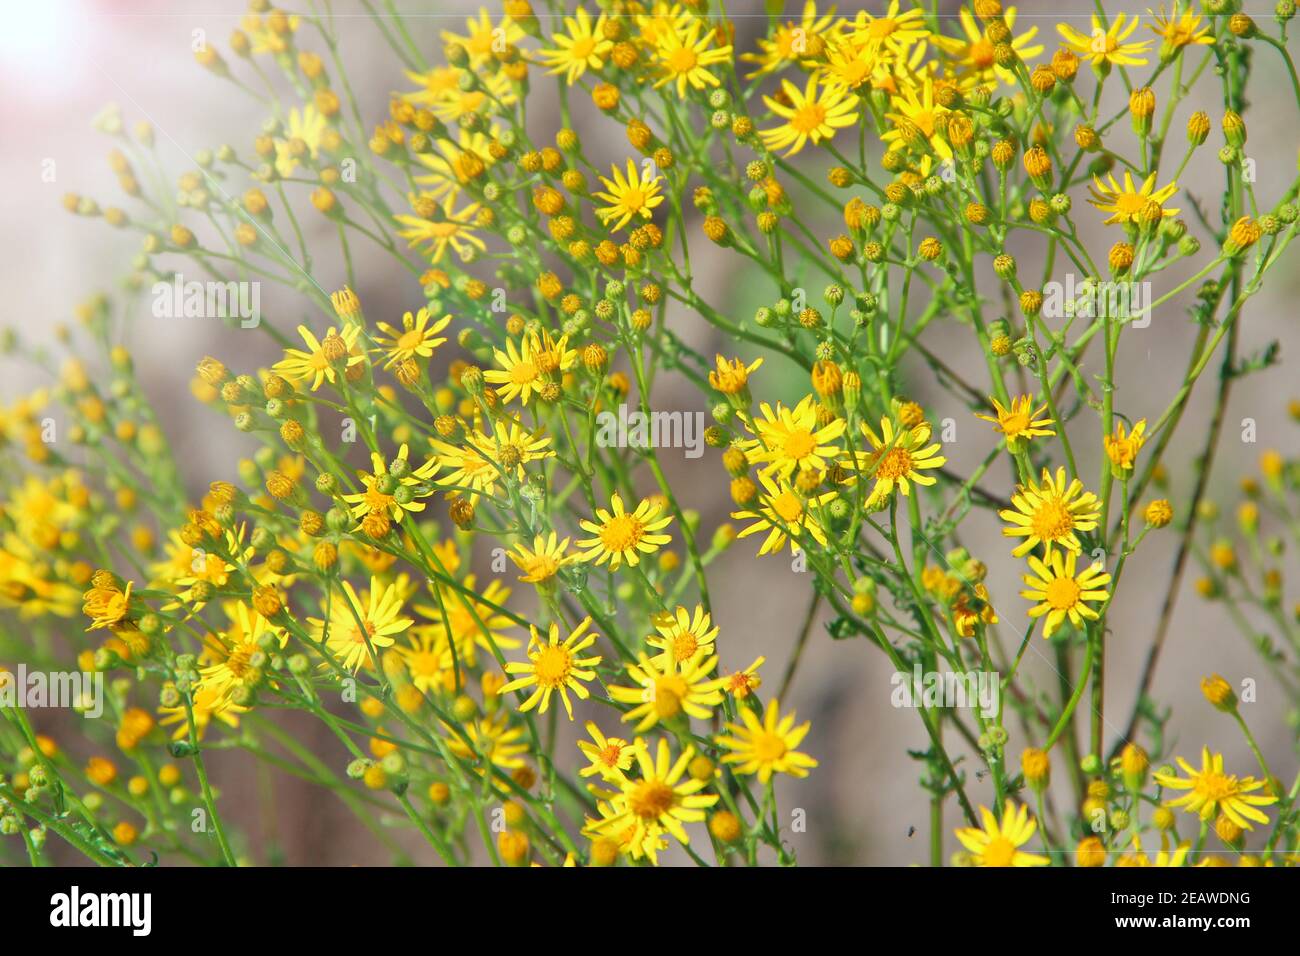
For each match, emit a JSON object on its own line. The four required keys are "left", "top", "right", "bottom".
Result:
{"left": 955, "top": 801, "right": 1050, "bottom": 867}
{"left": 1154, "top": 748, "right": 1278, "bottom": 830}
{"left": 1020, "top": 549, "right": 1112, "bottom": 638}
{"left": 1058, "top": 13, "right": 1152, "bottom": 70}
{"left": 975, "top": 395, "right": 1055, "bottom": 450}
{"left": 499, "top": 616, "right": 602, "bottom": 719}
{"left": 576, "top": 493, "right": 674, "bottom": 570}
{"left": 1000, "top": 466, "right": 1101, "bottom": 558}
{"left": 593, "top": 159, "right": 666, "bottom": 232}
{"left": 716, "top": 699, "right": 818, "bottom": 783}
{"left": 760, "top": 75, "right": 859, "bottom": 157}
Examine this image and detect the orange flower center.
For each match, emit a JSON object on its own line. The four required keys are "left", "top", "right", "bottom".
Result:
{"left": 600, "top": 514, "right": 645, "bottom": 553}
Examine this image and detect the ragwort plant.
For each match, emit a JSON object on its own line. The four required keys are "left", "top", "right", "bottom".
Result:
{"left": 2, "top": 0, "right": 1300, "bottom": 867}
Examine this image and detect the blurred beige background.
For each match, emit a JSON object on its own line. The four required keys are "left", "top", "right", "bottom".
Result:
{"left": 3, "top": 0, "right": 1299, "bottom": 865}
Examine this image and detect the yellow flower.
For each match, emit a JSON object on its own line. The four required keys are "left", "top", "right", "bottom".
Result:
{"left": 716, "top": 699, "right": 818, "bottom": 783}
{"left": 1149, "top": 3, "right": 1213, "bottom": 55}
{"left": 742, "top": 394, "right": 846, "bottom": 479}
{"left": 1154, "top": 748, "right": 1278, "bottom": 830}
{"left": 652, "top": 17, "right": 733, "bottom": 97}
{"left": 483, "top": 330, "right": 574, "bottom": 405}
{"left": 538, "top": 7, "right": 612, "bottom": 84}
{"left": 732, "top": 470, "right": 836, "bottom": 556}
{"left": 509, "top": 532, "right": 573, "bottom": 585}
{"left": 342, "top": 443, "right": 439, "bottom": 525}
{"left": 585, "top": 738, "right": 719, "bottom": 863}
{"left": 760, "top": 76, "right": 859, "bottom": 157}
{"left": 854, "top": 415, "right": 947, "bottom": 506}
{"left": 975, "top": 395, "right": 1055, "bottom": 450}
{"left": 593, "top": 159, "right": 665, "bottom": 232}
{"left": 609, "top": 650, "right": 726, "bottom": 732}
{"left": 1105, "top": 418, "right": 1147, "bottom": 474}
{"left": 708, "top": 354, "right": 762, "bottom": 397}
{"left": 394, "top": 194, "right": 486, "bottom": 264}
{"left": 882, "top": 75, "right": 952, "bottom": 161}
{"left": 849, "top": 1, "right": 929, "bottom": 54}
{"left": 741, "top": 0, "right": 842, "bottom": 78}
{"left": 447, "top": 710, "right": 529, "bottom": 771}
{"left": 499, "top": 616, "right": 602, "bottom": 719}
{"left": 416, "top": 574, "right": 519, "bottom": 669}
{"left": 576, "top": 493, "right": 673, "bottom": 570}
{"left": 310, "top": 577, "right": 414, "bottom": 672}
{"left": 723, "top": 656, "right": 765, "bottom": 698}
{"left": 83, "top": 579, "right": 132, "bottom": 631}
{"left": 933, "top": 7, "right": 1042, "bottom": 89}
{"left": 1089, "top": 172, "right": 1180, "bottom": 226}
{"left": 440, "top": 8, "right": 523, "bottom": 69}
{"left": 955, "top": 801, "right": 1050, "bottom": 867}
{"left": 413, "top": 129, "right": 496, "bottom": 202}
{"left": 1020, "top": 550, "right": 1112, "bottom": 638}
{"left": 578, "top": 721, "right": 641, "bottom": 780}
{"left": 999, "top": 466, "right": 1101, "bottom": 558}
{"left": 198, "top": 602, "right": 285, "bottom": 696}
{"left": 372, "top": 308, "right": 452, "bottom": 369}
{"left": 1058, "top": 14, "right": 1151, "bottom": 70}
{"left": 646, "top": 604, "right": 719, "bottom": 666}
{"left": 274, "top": 105, "right": 328, "bottom": 178}
{"left": 272, "top": 324, "right": 364, "bottom": 392}
{"left": 157, "top": 685, "right": 247, "bottom": 741}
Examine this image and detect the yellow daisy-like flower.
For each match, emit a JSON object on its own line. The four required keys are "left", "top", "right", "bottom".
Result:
{"left": 723, "top": 656, "right": 765, "bottom": 698}
{"left": 1020, "top": 550, "right": 1112, "bottom": 638}
{"left": 157, "top": 685, "right": 247, "bottom": 742}
{"left": 198, "top": 602, "right": 285, "bottom": 697}
{"left": 440, "top": 8, "right": 524, "bottom": 69}
{"left": 272, "top": 323, "right": 364, "bottom": 392}
{"left": 578, "top": 721, "right": 641, "bottom": 780}
{"left": 311, "top": 577, "right": 414, "bottom": 672}
{"left": 417, "top": 574, "right": 519, "bottom": 670}
{"left": 342, "top": 443, "right": 439, "bottom": 525}
{"left": 593, "top": 159, "right": 666, "bottom": 232}
{"left": 499, "top": 616, "right": 602, "bottom": 719}
{"left": 575, "top": 493, "right": 673, "bottom": 570}
{"left": 732, "top": 470, "right": 836, "bottom": 557}
{"left": 933, "top": 7, "right": 1042, "bottom": 90}
{"left": 882, "top": 74, "right": 952, "bottom": 161}
{"left": 1149, "top": 3, "right": 1213, "bottom": 54}
{"left": 760, "top": 76, "right": 859, "bottom": 157}
{"left": 716, "top": 699, "right": 818, "bottom": 783}
{"left": 743, "top": 394, "right": 846, "bottom": 479}
{"left": 1154, "top": 748, "right": 1279, "bottom": 830}
{"left": 652, "top": 16, "right": 733, "bottom": 97}
{"left": 372, "top": 308, "right": 452, "bottom": 369}
{"left": 467, "top": 419, "right": 555, "bottom": 484}
{"left": 447, "top": 710, "right": 529, "bottom": 771}
{"left": 975, "top": 395, "right": 1055, "bottom": 451}
{"left": 483, "top": 331, "right": 574, "bottom": 406}
{"left": 274, "top": 104, "right": 328, "bottom": 178}
{"left": 1089, "top": 172, "right": 1180, "bottom": 226}
{"left": 394, "top": 194, "right": 486, "bottom": 264}
{"left": 855, "top": 415, "right": 947, "bottom": 506}
{"left": 1000, "top": 467, "right": 1101, "bottom": 558}
{"left": 816, "top": 35, "right": 884, "bottom": 92}
{"left": 429, "top": 71, "right": 517, "bottom": 123}
{"left": 741, "top": 0, "right": 843, "bottom": 78}
{"left": 538, "top": 7, "right": 612, "bottom": 85}
{"left": 955, "top": 801, "right": 1050, "bottom": 867}
{"left": 396, "top": 629, "right": 454, "bottom": 695}
{"left": 413, "top": 128, "right": 496, "bottom": 202}
{"left": 848, "top": 0, "right": 929, "bottom": 55}
{"left": 1058, "top": 14, "right": 1152, "bottom": 70}
{"left": 508, "top": 532, "right": 573, "bottom": 585}
{"left": 586, "top": 738, "right": 719, "bottom": 863}
{"left": 646, "top": 604, "right": 719, "bottom": 666}
{"left": 608, "top": 650, "right": 726, "bottom": 732}
{"left": 1105, "top": 418, "right": 1148, "bottom": 475}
